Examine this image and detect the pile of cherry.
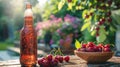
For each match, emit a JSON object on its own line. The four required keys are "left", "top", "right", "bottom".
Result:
{"left": 38, "top": 54, "right": 70, "bottom": 67}
{"left": 77, "top": 42, "right": 112, "bottom": 52}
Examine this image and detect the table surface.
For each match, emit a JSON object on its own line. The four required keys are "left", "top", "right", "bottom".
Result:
{"left": 0, "top": 55, "right": 120, "bottom": 67}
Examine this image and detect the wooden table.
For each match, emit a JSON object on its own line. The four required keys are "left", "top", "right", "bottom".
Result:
{"left": 0, "top": 55, "right": 120, "bottom": 67}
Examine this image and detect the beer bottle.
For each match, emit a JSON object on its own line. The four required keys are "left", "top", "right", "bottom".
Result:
{"left": 20, "top": 2, "right": 37, "bottom": 67}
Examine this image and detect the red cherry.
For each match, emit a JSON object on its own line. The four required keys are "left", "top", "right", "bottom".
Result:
{"left": 64, "top": 56, "right": 70, "bottom": 62}
{"left": 98, "top": 47, "right": 102, "bottom": 52}
{"left": 55, "top": 55, "right": 60, "bottom": 60}
{"left": 98, "top": 21, "right": 103, "bottom": 25}
{"left": 85, "top": 14, "right": 89, "bottom": 18}
{"left": 58, "top": 56, "right": 63, "bottom": 63}
{"left": 38, "top": 57, "right": 45, "bottom": 65}
{"left": 96, "top": 32, "right": 99, "bottom": 37}
{"left": 42, "top": 59, "right": 49, "bottom": 67}
{"left": 80, "top": 48, "right": 86, "bottom": 52}
{"left": 100, "top": 18, "right": 105, "bottom": 23}
{"left": 82, "top": 44, "right": 87, "bottom": 48}
{"left": 93, "top": 46, "right": 99, "bottom": 52}
{"left": 47, "top": 54, "right": 53, "bottom": 61}
{"left": 86, "top": 47, "right": 94, "bottom": 52}
{"left": 90, "top": 12, "right": 93, "bottom": 16}
{"left": 104, "top": 44, "right": 110, "bottom": 48}
{"left": 106, "top": 11, "right": 111, "bottom": 17}
{"left": 108, "top": 0, "right": 112, "bottom": 6}
{"left": 95, "top": 27, "right": 100, "bottom": 31}
{"left": 50, "top": 59, "right": 58, "bottom": 67}
{"left": 67, "top": 0, "right": 72, "bottom": 2}
{"left": 77, "top": 48, "right": 81, "bottom": 51}
{"left": 87, "top": 42, "right": 95, "bottom": 47}
{"left": 107, "top": 17, "right": 112, "bottom": 22}
{"left": 104, "top": 47, "right": 111, "bottom": 52}
{"left": 97, "top": 44, "right": 104, "bottom": 49}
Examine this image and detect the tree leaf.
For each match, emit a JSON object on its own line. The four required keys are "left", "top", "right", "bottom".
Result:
{"left": 91, "top": 30, "right": 96, "bottom": 36}
{"left": 75, "top": 40, "right": 81, "bottom": 49}
{"left": 81, "top": 22, "right": 90, "bottom": 31}
{"left": 82, "top": 10, "right": 88, "bottom": 19}
{"left": 97, "top": 33, "right": 106, "bottom": 43}
{"left": 58, "top": 0, "right": 65, "bottom": 10}
{"left": 68, "top": 3, "right": 73, "bottom": 10}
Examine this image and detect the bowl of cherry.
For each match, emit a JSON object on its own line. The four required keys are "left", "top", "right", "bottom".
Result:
{"left": 74, "top": 42, "right": 114, "bottom": 63}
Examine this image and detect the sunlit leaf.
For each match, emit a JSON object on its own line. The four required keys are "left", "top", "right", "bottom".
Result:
{"left": 68, "top": 3, "right": 72, "bottom": 10}
{"left": 58, "top": 0, "right": 65, "bottom": 10}
{"left": 82, "top": 10, "right": 88, "bottom": 19}
{"left": 81, "top": 22, "right": 90, "bottom": 31}
{"left": 91, "top": 30, "right": 96, "bottom": 36}
{"left": 75, "top": 40, "right": 81, "bottom": 49}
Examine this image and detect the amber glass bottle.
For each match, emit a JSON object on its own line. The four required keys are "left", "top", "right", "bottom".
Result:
{"left": 20, "top": 2, "right": 37, "bottom": 67}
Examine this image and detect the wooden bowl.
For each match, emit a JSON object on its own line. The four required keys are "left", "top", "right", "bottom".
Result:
{"left": 74, "top": 50, "right": 114, "bottom": 63}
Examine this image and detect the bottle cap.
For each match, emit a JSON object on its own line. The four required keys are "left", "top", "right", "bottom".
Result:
{"left": 26, "top": 2, "right": 32, "bottom": 9}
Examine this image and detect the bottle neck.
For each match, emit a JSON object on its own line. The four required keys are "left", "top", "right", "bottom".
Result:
{"left": 24, "top": 16, "right": 33, "bottom": 27}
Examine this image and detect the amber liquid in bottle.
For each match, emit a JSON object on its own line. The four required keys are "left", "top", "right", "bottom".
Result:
{"left": 20, "top": 3, "right": 37, "bottom": 67}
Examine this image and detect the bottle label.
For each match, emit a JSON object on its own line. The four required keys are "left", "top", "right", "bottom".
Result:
{"left": 20, "top": 30, "right": 37, "bottom": 55}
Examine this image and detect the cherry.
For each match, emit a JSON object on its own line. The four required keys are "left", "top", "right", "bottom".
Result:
{"left": 90, "top": 12, "right": 93, "bottom": 16}
{"left": 80, "top": 48, "right": 86, "bottom": 52}
{"left": 58, "top": 56, "right": 63, "bottom": 63}
{"left": 85, "top": 14, "right": 89, "bottom": 18}
{"left": 55, "top": 55, "right": 63, "bottom": 63}
{"left": 64, "top": 56, "right": 70, "bottom": 62}
{"left": 42, "top": 59, "right": 49, "bottom": 67}
{"left": 96, "top": 32, "right": 99, "bottom": 37}
{"left": 98, "top": 21, "right": 103, "bottom": 25}
{"left": 77, "top": 48, "right": 81, "bottom": 51}
{"left": 107, "top": 17, "right": 112, "bottom": 22}
{"left": 104, "top": 47, "right": 111, "bottom": 52}
{"left": 50, "top": 59, "right": 58, "bottom": 67}
{"left": 108, "top": 0, "right": 112, "bottom": 6}
{"left": 98, "top": 47, "right": 102, "bottom": 52}
{"left": 38, "top": 57, "right": 46, "bottom": 65}
{"left": 97, "top": 44, "right": 104, "bottom": 50}
{"left": 93, "top": 46, "right": 99, "bottom": 52}
{"left": 82, "top": 44, "right": 87, "bottom": 48}
{"left": 47, "top": 54, "right": 53, "bottom": 61}
{"left": 86, "top": 47, "right": 94, "bottom": 52}
{"left": 67, "top": 0, "right": 72, "bottom": 3}
{"left": 55, "top": 55, "right": 60, "bottom": 61}
{"left": 104, "top": 44, "right": 110, "bottom": 48}
{"left": 95, "top": 27, "right": 100, "bottom": 31}
{"left": 100, "top": 18, "right": 105, "bottom": 23}
{"left": 87, "top": 42, "right": 95, "bottom": 47}
{"left": 106, "top": 11, "right": 111, "bottom": 17}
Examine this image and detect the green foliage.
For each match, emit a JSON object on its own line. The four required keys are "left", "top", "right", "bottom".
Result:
{"left": 81, "top": 22, "right": 90, "bottom": 31}
{"left": 64, "top": 0, "right": 120, "bottom": 43}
